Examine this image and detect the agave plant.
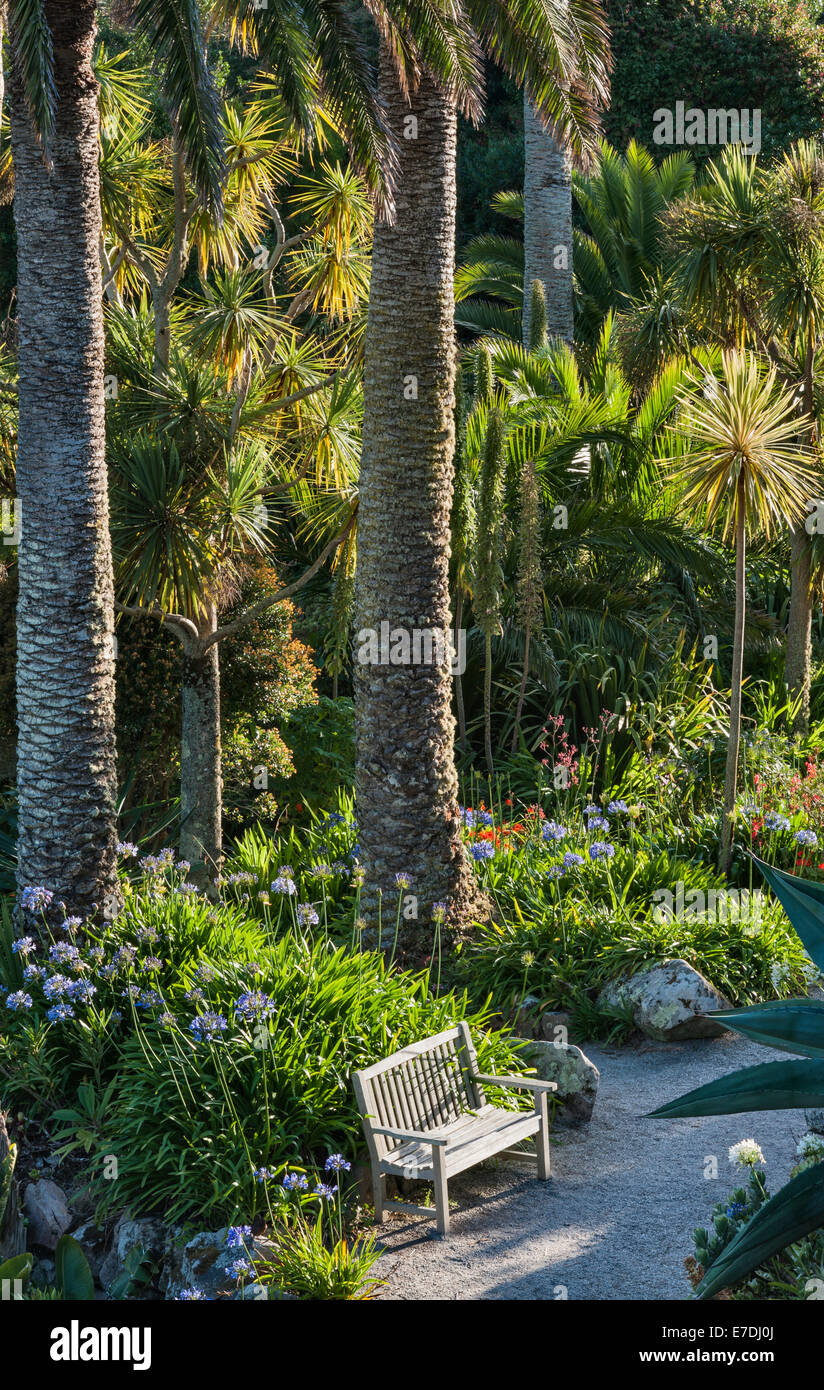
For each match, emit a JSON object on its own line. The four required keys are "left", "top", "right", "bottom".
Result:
{"left": 651, "top": 853, "right": 824, "bottom": 1298}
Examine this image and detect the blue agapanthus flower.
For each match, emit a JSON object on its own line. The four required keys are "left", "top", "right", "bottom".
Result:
{"left": 542, "top": 821, "right": 568, "bottom": 842}
{"left": 296, "top": 903, "right": 320, "bottom": 927}
{"left": 607, "top": 800, "right": 628, "bottom": 815}
{"left": 764, "top": 812, "right": 791, "bottom": 832}
{"left": 271, "top": 876, "right": 297, "bottom": 895}
{"left": 586, "top": 816, "right": 610, "bottom": 834}
{"left": 589, "top": 841, "right": 615, "bottom": 861}
{"left": 11, "top": 936, "right": 35, "bottom": 956}
{"left": 67, "top": 979, "right": 97, "bottom": 1003}
{"left": 282, "top": 1172, "right": 309, "bottom": 1191}
{"left": 562, "top": 851, "right": 585, "bottom": 870}
{"left": 471, "top": 842, "right": 496, "bottom": 861}
{"left": 21, "top": 886, "right": 54, "bottom": 912}
{"left": 49, "top": 942, "right": 80, "bottom": 967}
{"left": 43, "top": 975, "right": 71, "bottom": 1000}
{"left": 226, "top": 1225, "right": 252, "bottom": 1249}
{"left": 189, "top": 1012, "right": 228, "bottom": 1042}
{"left": 6, "top": 991, "right": 32, "bottom": 1011}
{"left": 47, "top": 1003, "right": 75, "bottom": 1022}
{"left": 795, "top": 829, "right": 818, "bottom": 848}
{"left": 235, "top": 990, "right": 276, "bottom": 1021}
{"left": 325, "top": 1153, "right": 352, "bottom": 1172}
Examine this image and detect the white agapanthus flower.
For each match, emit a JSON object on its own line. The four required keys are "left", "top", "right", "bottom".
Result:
{"left": 770, "top": 962, "right": 790, "bottom": 989}
{"left": 729, "top": 1139, "right": 766, "bottom": 1169}
{"left": 796, "top": 1132, "right": 824, "bottom": 1161}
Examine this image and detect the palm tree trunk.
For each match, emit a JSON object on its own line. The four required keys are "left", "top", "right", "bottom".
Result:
{"left": 9, "top": 0, "right": 120, "bottom": 924}
{"left": 179, "top": 604, "right": 222, "bottom": 873}
{"left": 354, "top": 51, "right": 482, "bottom": 950}
{"left": 719, "top": 474, "right": 747, "bottom": 874}
{"left": 785, "top": 338, "right": 815, "bottom": 733}
{"left": 523, "top": 96, "right": 574, "bottom": 347}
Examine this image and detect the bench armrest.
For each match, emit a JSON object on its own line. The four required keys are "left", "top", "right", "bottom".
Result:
{"left": 369, "top": 1124, "right": 449, "bottom": 1147}
{"left": 472, "top": 1073, "right": 558, "bottom": 1093}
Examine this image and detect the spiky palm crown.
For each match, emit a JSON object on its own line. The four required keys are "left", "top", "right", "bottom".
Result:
{"left": 672, "top": 350, "right": 816, "bottom": 542}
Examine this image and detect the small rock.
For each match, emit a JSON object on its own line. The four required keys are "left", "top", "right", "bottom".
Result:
{"left": 23, "top": 1179, "right": 72, "bottom": 1251}
{"left": 598, "top": 959, "right": 731, "bottom": 1041}
{"left": 520, "top": 1039, "right": 600, "bottom": 1126}
{"left": 70, "top": 1221, "right": 108, "bottom": 1282}
{"left": 540, "top": 1011, "right": 572, "bottom": 1043}
{"left": 99, "top": 1215, "right": 166, "bottom": 1292}
{"left": 806, "top": 1109, "right": 824, "bottom": 1134}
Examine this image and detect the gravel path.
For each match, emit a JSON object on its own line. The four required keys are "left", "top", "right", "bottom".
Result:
{"left": 374, "top": 1034, "right": 804, "bottom": 1300}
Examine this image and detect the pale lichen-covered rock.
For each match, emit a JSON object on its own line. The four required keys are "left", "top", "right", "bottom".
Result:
{"left": 23, "top": 1179, "right": 72, "bottom": 1250}
{"left": 520, "top": 1040, "right": 599, "bottom": 1126}
{"left": 161, "top": 1227, "right": 281, "bottom": 1301}
{"left": 598, "top": 959, "right": 730, "bottom": 1041}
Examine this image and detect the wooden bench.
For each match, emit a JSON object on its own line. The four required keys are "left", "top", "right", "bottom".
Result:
{"left": 352, "top": 1021, "right": 556, "bottom": 1235}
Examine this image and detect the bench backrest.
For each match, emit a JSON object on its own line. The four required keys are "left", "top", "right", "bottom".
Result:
{"left": 352, "top": 1022, "right": 486, "bottom": 1160}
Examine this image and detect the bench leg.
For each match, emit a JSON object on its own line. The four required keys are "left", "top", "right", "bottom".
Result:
{"left": 373, "top": 1166, "right": 387, "bottom": 1223}
{"left": 432, "top": 1146, "right": 450, "bottom": 1236}
{"left": 535, "top": 1092, "right": 550, "bottom": 1181}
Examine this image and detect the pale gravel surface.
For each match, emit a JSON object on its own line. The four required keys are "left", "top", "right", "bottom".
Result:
{"left": 374, "top": 1034, "right": 804, "bottom": 1301}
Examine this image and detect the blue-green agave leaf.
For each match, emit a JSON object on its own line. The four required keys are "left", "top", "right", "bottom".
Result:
{"left": 649, "top": 1058, "right": 824, "bottom": 1117}
{"left": 752, "top": 854, "right": 824, "bottom": 974}
{"left": 710, "top": 998, "right": 824, "bottom": 1059}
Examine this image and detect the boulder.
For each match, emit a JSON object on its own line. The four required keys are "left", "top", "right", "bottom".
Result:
{"left": 98, "top": 1214, "right": 166, "bottom": 1292}
{"left": 598, "top": 958, "right": 730, "bottom": 1041}
{"left": 520, "top": 1039, "right": 599, "bottom": 1126}
{"left": 806, "top": 1109, "right": 824, "bottom": 1135}
{"left": 161, "top": 1227, "right": 277, "bottom": 1301}
{"left": 23, "top": 1179, "right": 72, "bottom": 1251}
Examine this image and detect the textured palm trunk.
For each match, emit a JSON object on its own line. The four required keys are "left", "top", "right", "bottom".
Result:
{"left": 9, "top": 0, "right": 120, "bottom": 924}
{"left": 786, "top": 524, "right": 812, "bottom": 731}
{"left": 719, "top": 476, "right": 746, "bottom": 874}
{"left": 523, "top": 97, "right": 574, "bottom": 346}
{"left": 785, "top": 341, "right": 815, "bottom": 733}
{"left": 354, "top": 54, "right": 482, "bottom": 952}
{"left": 179, "top": 604, "right": 222, "bottom": 873}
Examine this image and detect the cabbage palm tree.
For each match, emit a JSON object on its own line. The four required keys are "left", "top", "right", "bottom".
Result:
{"left": 8, "top": 0, "right": 121, "bottom": 922}
{"left": 355, "top": 0, "right": 612, "bottom": 942}
{"left": 522, "top": 0, "right": 610, "bottom": 345}
{"left": 2, "top": 0, "right": 447, "bottom": 917}
{"left": 667, "top": 143, "right": 824, "bottom": 732}
{"left": 673, "top": 351, "right": 814, "bottom": 874}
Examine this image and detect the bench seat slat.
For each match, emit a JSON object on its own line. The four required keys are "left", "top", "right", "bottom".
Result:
{"left": 379, "top": 1105, "right": 541, "bottom": 1179}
